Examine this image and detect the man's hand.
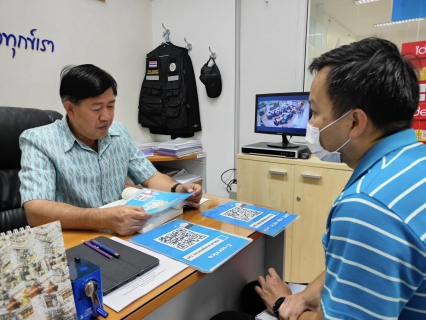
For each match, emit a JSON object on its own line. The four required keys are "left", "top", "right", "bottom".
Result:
{"left": 103, "top": 205, "right": 151, "bottom": 236}
{"left": 255, "top": 268, "right": 292, "bottom": 313}
{"left": 277, "top": 290, "right": 321, "bottom": 320}
{"left": 176, "top": 183, "right": 202, "bottom": 208}
{"left": 277, "top": 271, "right": 325, "bottom": 320}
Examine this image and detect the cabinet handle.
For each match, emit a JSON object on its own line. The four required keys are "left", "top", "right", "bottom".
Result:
{"left": 269, "top": 170, "right": 287, "bottom": 176}
{"left": 301, "top": 173, "right": 322, "bottom": 179}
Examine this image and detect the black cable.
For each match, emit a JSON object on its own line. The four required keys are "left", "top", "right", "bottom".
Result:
{"left": 221, "top": 168, "right": 237, "bottom": 193}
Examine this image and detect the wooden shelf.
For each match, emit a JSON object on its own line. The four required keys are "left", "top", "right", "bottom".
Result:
{"left": 148, "top": 153, "right": 202, "bottom": 163}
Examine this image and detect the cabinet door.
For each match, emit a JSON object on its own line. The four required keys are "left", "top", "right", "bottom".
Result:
{"left": 284, "top": 166, "right": 352, "bottom": 283}
{"left": 237, "top": 159, "right": 294, "bottom": 212}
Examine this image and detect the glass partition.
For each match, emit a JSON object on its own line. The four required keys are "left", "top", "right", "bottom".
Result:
{"left": 304, "top": 0, "right": 426, "bottom": 90}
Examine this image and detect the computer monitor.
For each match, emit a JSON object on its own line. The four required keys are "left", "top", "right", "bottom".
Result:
{"left": 255, "top": 92, "right": 311, "bottom": 149}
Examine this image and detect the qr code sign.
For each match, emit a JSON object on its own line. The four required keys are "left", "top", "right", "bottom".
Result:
{"left": 221, "top": 207, "right": 262, "bottom": 222}
{"left": 155, "top": 227, "right": 208, "bottom": 251}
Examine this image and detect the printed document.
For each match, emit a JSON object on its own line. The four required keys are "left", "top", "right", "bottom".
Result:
{"left": 102, "top": 237, "right": 188, "bottom": 312}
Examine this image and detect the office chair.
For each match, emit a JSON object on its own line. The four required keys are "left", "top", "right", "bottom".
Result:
{"left": 0, "top": 107, "right": 63, "bottom": 233}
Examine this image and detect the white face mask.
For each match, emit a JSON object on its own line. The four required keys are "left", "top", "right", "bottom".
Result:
{"left": 305, "top": 110, "right": 352, "bottom": 163}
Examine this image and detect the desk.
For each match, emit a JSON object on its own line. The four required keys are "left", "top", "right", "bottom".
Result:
{"left": 63, "top": 194, "right": 264, "bottom": 320}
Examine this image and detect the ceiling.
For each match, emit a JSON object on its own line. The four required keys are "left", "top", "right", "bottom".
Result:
{"left": 311, "top": 0, "right": 425, "bottom": 39}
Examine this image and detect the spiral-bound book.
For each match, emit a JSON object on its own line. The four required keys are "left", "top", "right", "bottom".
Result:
{"left": 0, "top": 221, "right": 77, "bottom": 319}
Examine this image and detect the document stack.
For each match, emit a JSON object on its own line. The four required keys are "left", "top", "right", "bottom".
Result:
{"left": 156, "top": 138, "right": 202, "bottom": 158}
{"left": 172, "top": 168, "right": 202, "bottom": 184}
{"left": 134, "top": 141, "right": 154, "bottom": 157}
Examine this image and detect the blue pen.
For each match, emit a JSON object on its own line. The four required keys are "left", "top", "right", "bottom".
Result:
{"left": 90, "top": 239, "right": 120, "bottom": 258}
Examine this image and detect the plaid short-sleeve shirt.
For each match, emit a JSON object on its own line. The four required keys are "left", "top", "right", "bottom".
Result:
{"left": 19, "top": 116, "right": 156, "bottom": 208}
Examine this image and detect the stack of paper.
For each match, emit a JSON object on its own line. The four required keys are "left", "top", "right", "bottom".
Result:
{"left": 154, "top": 164, "right": 181, "bottom": 177}
{"left": 134, "top": 141, "right": 154, "bottom": 157}
{"left": 173, "top": 168, "right": 202, "bottom": 184}
{"left": 103, "top": 237, "right": 188, "bottom": 312}
{"left": 156, "top": 138, "right": 203, "bottom": 158}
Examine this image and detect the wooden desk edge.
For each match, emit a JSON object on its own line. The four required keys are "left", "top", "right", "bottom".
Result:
{"left": 122, "top": 231, "right": 262, "bottom": 320}
{"left": 63, "top": 194, "right": 261, "bottom": 319}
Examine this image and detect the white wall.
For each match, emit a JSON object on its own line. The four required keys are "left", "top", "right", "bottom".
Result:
{"left": 151, "top": 0, "right": 236, "bottom": 197}
{"left": 151, "top": 0, "right": 310, "bottom": 196}
{"left": 0, "top": 0, "right": 153, "bottom": 141}
{"left": 0, "top": 0, "right": 310, "bottom": 198}
{"left": 238, "top": 0, "right": 309, "bottom": 149}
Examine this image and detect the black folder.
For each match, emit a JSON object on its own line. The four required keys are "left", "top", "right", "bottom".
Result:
{"left": 66, "top": 236, "right": 159, "bottom": 295}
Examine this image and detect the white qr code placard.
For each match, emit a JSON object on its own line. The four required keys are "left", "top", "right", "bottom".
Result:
{"left": 221, "top": 207, "right": 263, "bottom": 222}
{"left": 154, "top": 227, "right": 208, "bottom": 251}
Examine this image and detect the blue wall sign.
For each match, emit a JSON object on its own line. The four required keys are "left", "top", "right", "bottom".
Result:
{"left": 392, "top": 0, "right": 426, "bottom": 21}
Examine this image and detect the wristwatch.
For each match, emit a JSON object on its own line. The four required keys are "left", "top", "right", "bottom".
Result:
{"left": 273, "top": 296, "right": 285, "bottom": 318}
{"left": 171, "top": 183, "right": 182, "bottom": 193}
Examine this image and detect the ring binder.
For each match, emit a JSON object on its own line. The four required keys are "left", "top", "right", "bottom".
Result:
{"left": 0, "top": 221, "right": 77, "bottom": 319}
{"left": 0, "top": 225, "right": 30, "bottom": 237}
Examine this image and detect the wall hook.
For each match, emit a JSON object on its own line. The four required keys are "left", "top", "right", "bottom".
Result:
{"left": 209, "top": 46, "right": 217, "bottom": 59}
{"left": 162, "top": 23, "right": 170, "bottom": 42}
{"left": 184, "top": 37, "right": 192, "bottom": 51}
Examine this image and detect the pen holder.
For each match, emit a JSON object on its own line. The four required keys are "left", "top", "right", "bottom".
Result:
{"left": 68, "top": 256, "right": 108, "bottom": 319}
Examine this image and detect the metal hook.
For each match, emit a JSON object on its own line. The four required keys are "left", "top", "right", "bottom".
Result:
{"left": 209, "top": 46, "right": 217, "bottom": 60}
{"left": 184, "top": 37, "right": 192, "bottom": 51}
{"left": 162, "top": 23, "right": 170, "bottom": 42}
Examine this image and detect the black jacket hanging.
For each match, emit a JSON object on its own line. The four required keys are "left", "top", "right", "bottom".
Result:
{"left": 138, "top": 43, "right": 201, "bottom": 138}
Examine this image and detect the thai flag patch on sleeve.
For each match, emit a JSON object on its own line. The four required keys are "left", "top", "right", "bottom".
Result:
{"left": 149, "top": 61, "right": 157, "bottom": 68}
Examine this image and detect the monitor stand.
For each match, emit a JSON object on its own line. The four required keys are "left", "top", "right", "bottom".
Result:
{"left": 267, "top": 135, "right": 300, "bottom": 149}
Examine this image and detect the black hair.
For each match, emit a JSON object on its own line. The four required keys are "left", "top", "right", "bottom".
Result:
{"left": 59, "top": 64, "right": 117, "bottom": 105}
{"left": 309, "top": 37, "right": 419, "bottom": 135}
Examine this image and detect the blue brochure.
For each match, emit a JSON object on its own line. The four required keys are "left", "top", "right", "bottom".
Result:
{"left": 124, "top": 188, "right": 192, "bottom": 214}
{"left": 130, "top": 219, "right": 252, "bottom": 273}
{"left": 202, "top": 201, "right": 299, "bottom": 237}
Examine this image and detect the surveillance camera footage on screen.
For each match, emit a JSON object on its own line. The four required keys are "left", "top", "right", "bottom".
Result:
{"left": 255, "top": 92, "right": 311, "bottom": 136}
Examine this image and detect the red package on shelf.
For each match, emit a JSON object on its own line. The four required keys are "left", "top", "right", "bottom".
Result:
{"left": 401, "top": 40, "right": 426, "bottom": 144}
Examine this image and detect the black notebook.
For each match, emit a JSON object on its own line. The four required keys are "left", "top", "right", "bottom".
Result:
{"left": 66, "top": 236, "right": 159, "bottom": 295}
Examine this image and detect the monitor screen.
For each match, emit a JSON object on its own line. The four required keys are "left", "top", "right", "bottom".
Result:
{"left": 255, "top": 92, "right": 311, "bottom": 148}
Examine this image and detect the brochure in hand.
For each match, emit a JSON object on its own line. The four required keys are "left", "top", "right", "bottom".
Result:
{"left": 202, "top": 201, "right": 299, "bottom": 237}
{"left": 100, "top": 187, "right": 192, "bottom": 233}
{"left": 123, "top": 188, "right": 191, "bottom": 214}
{"left": 130, "top": 219, "right": 252, "bottom": 273}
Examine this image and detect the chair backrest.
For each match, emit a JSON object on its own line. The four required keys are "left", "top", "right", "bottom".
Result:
{"left": 0, "top": 107, "right": 63, "bottom": 232}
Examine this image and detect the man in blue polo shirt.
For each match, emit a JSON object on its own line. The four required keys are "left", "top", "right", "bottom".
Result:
{"left": 19, "top": 64, "right": 202, "bottom": 236}
{"left": 211, "top": 38, "right": 426, "bottom": 320}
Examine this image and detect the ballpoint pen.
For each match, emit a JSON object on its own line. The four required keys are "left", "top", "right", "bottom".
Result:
{"left": 83, "top": 240, "right": 113, "bottom": 259}
{"left": 90, "top": 239, "right": 120, "bottom": 258}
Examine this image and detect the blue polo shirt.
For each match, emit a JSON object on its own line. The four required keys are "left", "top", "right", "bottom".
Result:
{"left": 19, "top": 116, "right": 156, "bottom": 208}
{"left": 322, "top": 129, "right": 426, "bottom": 319}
